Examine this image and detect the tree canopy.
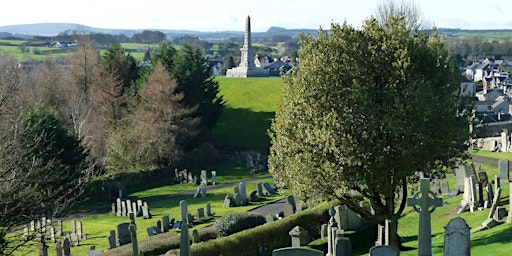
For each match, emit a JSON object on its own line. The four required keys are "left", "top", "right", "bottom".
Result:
{"left": 268, "top": 15, "right": 472, "bottom": 248}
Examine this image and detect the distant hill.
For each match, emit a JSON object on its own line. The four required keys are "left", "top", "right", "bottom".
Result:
{"left": 0, "top": 22, "right": 319, "bottom": 42}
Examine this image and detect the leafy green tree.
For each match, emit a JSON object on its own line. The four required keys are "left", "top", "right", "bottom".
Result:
{"left": 100, "top": 43, "right": 140, "bottom": 89}
{"left": 268, "top": 16, "right": 472, "bottom": 249}
{"left": 0, "top": 105, "right": 93, "bottom": 254}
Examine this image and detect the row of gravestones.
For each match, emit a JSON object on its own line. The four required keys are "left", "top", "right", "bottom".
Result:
{"left": 174, "top": 168, "right": 217, "bottom": 186}
{"left": 111, "top": 198, "right": 151, "bottom": 219}
{"left": 233, "top": 150, "right": 268, "bottom": 172}
{"left": 106, "top": 200, "right": 215, "bottom": 251}
{"left": 223, "top": 181, "right": 276, "bottom": 208}
{"left": 33, "top": 219, "right": 90, "bottom": 256}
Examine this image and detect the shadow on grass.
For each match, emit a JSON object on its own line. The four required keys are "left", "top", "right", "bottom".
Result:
{"left": 471, "top": 224, "right": 512, "bottom": 246}
{"left": 213, "top": 107, "right": 275, "bottom": 154}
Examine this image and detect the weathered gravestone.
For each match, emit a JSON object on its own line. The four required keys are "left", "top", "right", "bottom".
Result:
{"left": 128, "top": 212, "right": 140, "bottom": 256}
{"left": 498, "top": 159, "right": 509, "bottom": 183}
{"left": 62, "top": 237, "right": 71, "bottom": 256}
{"left": 201, "top": 170, "right": 207, "bottom": 184}
{"left": 192, "top": 229, "right": 199, "bottom": 243}
{"left": 201, "top": 182, "right": 207, "bottom": 198}
{"left": 369, "top": 245, "right": 400, "bottom": 256}
{"left": 289, "top": 226, "right": 307, "bottom": 247}
{"left": 180, "top": 223, "right": 191, "bottom": 256}
{"left": 407, "top": 178, "right": 443, "bottom": 256}
{"left": 126, "top": 199, "right": 132, "bottom": 214}
{"left": 211, "top": 171, "right": 216, "bottom": 185}
{"left": 206, "top": 203, "right": 213, "bottom": 217}
{"left": 193, "top": 187, "right": 200, "bottom": 198}
{"left": 334, "top": 236, "right": 352, "bottom": 256}
{"left": 431, "top": 179, "right": 441, "bottom": 195}
{"left": 116, "top": 223, "right": 131, "bottom": 246}
{"left": 223, "top": 194, "right": 232, "bottom": 208}
{"left": 197, "top": 208, "right": 205, "bottom": 219}
{"left": 444, "top": 217, "right": 470, "bottom": 256}
{"left": 263, "top": 182, "right": 276, "bottom": 195}
{"left": 257, "top": 182, "right": 264, "bottom": 197}
{"left": 441, "top": 181, "right": 450, "bottom": 195}
{"left": 180, "top": 200, "right": 188, "bottom": 223}
{"left": 107, "top": 230, "right": 116, "bottom": 249}
{"left": 239, "top": 182, "right": 247, "bottom": 204}
{"left": 162, "top": 215, "right": 170, "bottom": 232}
{"left": 142, "top": 201, "right": 151, "bottom": 219}
{"left": 478, "top": 171, "right": 489, "bottom": 187}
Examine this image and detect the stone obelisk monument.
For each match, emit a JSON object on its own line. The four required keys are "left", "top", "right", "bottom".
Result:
{"left": 226, "top": 16, "right": 268, "bottom": 77}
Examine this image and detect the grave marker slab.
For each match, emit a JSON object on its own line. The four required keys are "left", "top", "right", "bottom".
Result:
{"left": 441, "top": 181, "right": 450, "bottom": 195}
{"left": 180, "top": 200, "right": 188, "bottom": 222}
{"left": 116, "top": 223, "right": 131, "bottom": 246}
{"left": 107, "top": 230, "right": 116, "bottom": 249}
{"left": 369, "top": 245, "right": 399, "bottom": 256}
{"left": 162, "top": 215, "right": 170, "bottom": 232}
{"left": 498, "top": 159, "right": 509, "bottom": 182}
{"left": 272, "top": 247, "right": 323, "bottom": 256}
{"left": 444, "top": 217, "right": 470, "bottom": 256}
{"left": 263, "top": 183, "right": 276, "bottom": 195}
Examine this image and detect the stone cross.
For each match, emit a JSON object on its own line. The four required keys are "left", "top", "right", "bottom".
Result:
{"left": 407, "top": 178, "right": 443, "bottom": 256}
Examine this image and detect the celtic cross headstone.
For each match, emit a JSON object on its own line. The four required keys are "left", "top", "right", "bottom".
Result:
{"left": 407, "top": 178, "right": 443, "bottom": 256}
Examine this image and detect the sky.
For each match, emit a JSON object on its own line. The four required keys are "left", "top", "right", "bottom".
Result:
{"left": 1, "top": 0, "right": 512, "bottom": 32}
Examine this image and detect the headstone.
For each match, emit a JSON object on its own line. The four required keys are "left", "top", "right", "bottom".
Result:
{"left": 334, "top": 236, "right": 352, "bottom": 256}
{"left": 272, "top": 247, "right": 323, "bottom": 256}
{"left": 257, "top": 182, "right": 264, "bottom": 197}
{"left": 62, "top": 237, "right": 71, "bottom": 256}
{"left": 239, "top": 182, "right": 247, "bottom": 203}
{"left": 444, "top": 217, "right": 470, "bottom": 256}
{"left": 108, "top": 230, "right": 117, "bottom": 249}
{"left": 283, "top": 204, "right": 294, "bottom": 217}
{"left": 431, "top": 179, "right": 440, "bottom": 195}
{"left": 321, "top": 224, "right": 328, "bottom": 238}
{"left": 211, "top": 171, "right": 216, "bottom": 185}
{"left": 201, "top": 182, "right": 207, "bottom": 198}
{"left": 71, "top": 220, "right": 76, "bottom": 234}
{"left": 441, "top": 181, "right": 450, "bottom": 195}
{"left": 407, "top": 178, "right": 443, "bottom": 256}
{"left": 250, "top": 190, "right": 259, "bottom": 201}
{"left": 76, "top": 221, "right": 83, "bottom": 241}
{"left": 223, "top": 195, "right": 232, "bottom": 208}
{"left": 188, "top": 172, "right": 193, "bottom": 183}
{"left": 162, "top": 215, "right": 170, "bottom": 232}
{"left": 147, "top": 226, "right": 162, "bottom": 236}
{"left": 180, "top": 223, "right": 191, "bottom": 256}
{"left": 289, "top": 226, "right": 307, "bottom": 247}
{"left": 142, "top": 201, "right": 151, "bottom": 219}
{"left": 478, "top": 171, "right": 489, "bottom": 187}
{"left": 187, "top": 213, "right": 194, "bottom": 225}
{"left": 498, "top": 159, "right": 509, "bottom": 182}
{"left": 126, "top": 199, "right": 132, "bottom": 213}
{"left": 30, "top": 220, "right": 35, "bottom": 231}
{"left": 369, "top": 245, "right": 400, "bottom": 256}
{"left": 56, "top": 220, "right": 62, "bottom": 237}
{"left": 55, "top": 241, "right": 62, "bottom": 256}
{"left": 157, "top": 220, "right": 162, "bottom": 231}
{"left": 128, "top": 212, "right": 139, "bottom": 256}
{"left": 206, "top": 203, "right": 213, "bottom": 216}
{"left": 121, "top": 201, "right": 127, "bottom": 216}
{"left": 116, "top": 223, "right": 131, "bottom": 246}
{"left": 455, "top": 164, "right": 466, "bottom": 190}
{"left": 375, "top": 224, "right": 384, "bottom": 246}
{"left": 132, "top": 202, "right": 138, "bottom": 215}
{"left": 197, "top": 208, "right": 205, "bottom": 219}
{"left": 478, "top": 182, "right": 485, "bottom": 207}
{"left": 263, "top": 183, "right": 276, "bottom": 195}
{"left": 192, "top": 229, "right": 199, "bottom": 243}
{"left": 486, "top": 183, "right": 494, "bottom": 208}
{"left": 180, "top": 200, "right": 188, "bottom": 222}
{"left": 286, "top": 195, "right": 297, "bottom": 213}
{"left": 448, "top": 188, "right": 459, "bottom": 198}
{"left": 494, "top": 206, "right": 508, "bottom": 220}
{"left": 334, "top": 205, "right": 349, "bottom": 231}
{"left": 49, "top": 226, "right": 55, "bottom": 243}
{"left": 201, "top": 170, "right": 207, "bottom": 184}
{"left": 193, "top": 187, "right": 200, "bottom": 198}
{"left": 234, "top": 193, "right": 242, "bottom": 206}
{"left": 111, "top": 203, "right": 116, "bottom": 215}
{"left": 501, "top": 131, "right": 508, "bottom": 152}
{"left": 172, "top": 221, "right": 183, "bottom": 230}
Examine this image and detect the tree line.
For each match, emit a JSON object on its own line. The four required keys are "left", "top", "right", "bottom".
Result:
{"left": 0, "top": 34, "right": 223, "bottom": 254}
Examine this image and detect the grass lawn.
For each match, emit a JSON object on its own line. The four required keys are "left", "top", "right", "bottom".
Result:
{"left": 13, "top": 177, "right": 283, "bottom": 256}
{"left": 360, "top": 158, "right": 512, "bottom": 256}
{"left": 213, "top": 76, "right": 283, "bottom": 153}
{"left": 469, "top": 149, "right": 512, "bottom": 161}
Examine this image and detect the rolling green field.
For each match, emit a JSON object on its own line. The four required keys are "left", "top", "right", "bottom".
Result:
{"left": 212, "top": 76, "right": 284, "bottom": 153}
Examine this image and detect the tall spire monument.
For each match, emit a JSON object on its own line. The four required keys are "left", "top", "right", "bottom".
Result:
{"left": 226, "top": 16, "right": 269, "bottom": 77}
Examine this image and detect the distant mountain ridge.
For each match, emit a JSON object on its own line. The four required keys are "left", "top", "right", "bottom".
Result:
{"left": 0, "top": 23, "right": 320, "bottom": 41}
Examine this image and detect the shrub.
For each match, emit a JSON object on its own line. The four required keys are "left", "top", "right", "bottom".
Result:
{"left": 213, "top": 212, "right": 266, "bottom": 236}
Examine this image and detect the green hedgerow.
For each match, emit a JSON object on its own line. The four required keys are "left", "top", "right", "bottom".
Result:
{"left": 213, "top": 212, "right": 266, "bottom": 236}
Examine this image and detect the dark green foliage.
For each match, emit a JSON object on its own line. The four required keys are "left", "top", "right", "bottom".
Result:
{"left": 213, "top": 212, "right": 266, "bottom": 236}
{"left": 0, "top": 105, "right": 91, "bottom": 254}
{"left": 101, "top": 42, "right": 140, "bottom": 89}
{"left": 153, "top": 43, "right": 224, "bottom": 147}
{"left": 268, "top": 15, "right": 473, "bottom": 249}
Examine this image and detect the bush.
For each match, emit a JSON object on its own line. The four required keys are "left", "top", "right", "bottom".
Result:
{"left": 213, "top": 212, "right": 266, "bottom": 236}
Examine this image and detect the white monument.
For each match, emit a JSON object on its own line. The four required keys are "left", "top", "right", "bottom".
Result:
{"left": 226, "top": 16, "right": 269, "bottom": 77}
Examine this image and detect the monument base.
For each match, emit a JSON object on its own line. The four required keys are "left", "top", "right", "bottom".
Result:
{"left": 226, "top": 67, "right": 269, "bottom": 78}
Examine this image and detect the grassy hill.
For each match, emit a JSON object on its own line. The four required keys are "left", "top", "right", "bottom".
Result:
{"left": 212, "top": 77, "right": 283, "bottom": 154}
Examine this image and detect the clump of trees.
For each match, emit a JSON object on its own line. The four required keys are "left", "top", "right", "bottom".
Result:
{"left": 0, "top": 32, "right": 223, "bottom": 252}
{"left": 268, "top": 7, "right": 472, "bottom": 251}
